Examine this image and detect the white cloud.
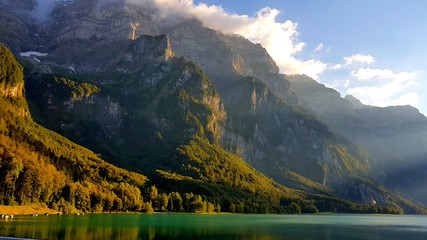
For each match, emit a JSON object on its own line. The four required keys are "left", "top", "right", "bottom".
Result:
{"left": 394, "top": 92, "right": 419, "bottom": 106}
{"left": 346, "top": 68, "right": 420, "bottom": 107}
{"left": 284, "top": 59, "right": 327, "bottom": 80}
{"left": 347, "top": 87, "right": 419, "bottom": 107}
{"left": 351, "top": 68, "right": 417, "bottom": 82}
{"left": 194, "top": 6, "right": 327, "bottom": 79}
{"left": 344, "top": 54, "right": 375, "bottom": 65}
{"left": 329, "top": 64, "right": 344, "bottom": 71}
{"left": 330, "top": 54, "right": 375, "bottom": 70}
{"left": 314, "top": 43, "right": 324, "bottom": 53}
{"left": 125, "top": 0, "right": 327, "bottom": 79}
{"left": 325, "top": 79, "right": 350, "bottom": 90}
{"left": 344, "top": 79, "right": 351, "bottom": 88}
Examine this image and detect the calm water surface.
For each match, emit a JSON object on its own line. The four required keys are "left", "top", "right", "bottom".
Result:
{"left": 1, "top": 213, "right": 427, "bottom": 240}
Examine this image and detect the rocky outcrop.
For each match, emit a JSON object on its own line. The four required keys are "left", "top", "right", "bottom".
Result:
{"left": 0, "top": 45, "right": 28, "bottom": 117}
{"left": 0, "top": 45, "right": 23, "bottom": 97}
{"left": 0, "top": 84, "right": 23, "bottom": 99}
{"left": 126, "top": 35, "right": 175, "bottom": 63}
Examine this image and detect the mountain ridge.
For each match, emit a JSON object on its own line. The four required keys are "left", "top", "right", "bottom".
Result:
{"left": 287, "top": 73, "right": 427, "bottom": 206}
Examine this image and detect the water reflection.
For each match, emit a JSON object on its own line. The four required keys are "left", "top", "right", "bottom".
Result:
{"left": 1, "top": 214, "right": 427, "bottom": 240}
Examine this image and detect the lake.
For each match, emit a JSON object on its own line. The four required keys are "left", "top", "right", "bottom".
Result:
{"left": 1, "top": 213, "right": 427, "bottom": 240}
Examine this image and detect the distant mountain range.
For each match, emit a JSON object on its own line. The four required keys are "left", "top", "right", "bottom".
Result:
{"left": 1, "top": 0, "right": 426, "bottom": 214}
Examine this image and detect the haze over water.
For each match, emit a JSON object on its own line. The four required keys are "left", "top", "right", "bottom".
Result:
{"left": 1, "top": 214, "right": 427, "bottom": 240}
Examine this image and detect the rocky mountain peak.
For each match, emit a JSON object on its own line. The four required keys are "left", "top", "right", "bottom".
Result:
{"left": 344, "top": 95, "right": 367, "bottom": 109}
{"left": 132, "top": 34, "right": 175, "bottom": 63}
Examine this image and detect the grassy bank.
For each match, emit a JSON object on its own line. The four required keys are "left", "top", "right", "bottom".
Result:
{"left": 0, "top": 205, "right": 58, "bottom": 215}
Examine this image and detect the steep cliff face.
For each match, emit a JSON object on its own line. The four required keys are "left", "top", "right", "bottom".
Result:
{"left": 218, "top": 77, "right": 377, "bottom": 198}
{"left": 169, "top": 20, "right": 279, "bottom": 78}
{"left": 286, "top": 74, "right": 360, "bottom": 125}
{"left": 48, "top": 0, "right": 158, "bottom": 43}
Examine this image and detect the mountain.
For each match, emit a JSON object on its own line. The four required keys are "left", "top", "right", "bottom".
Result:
{"left": 1, "top": 0, "right": 425, "bottom": 214}
{"left": 20, "top": 36, "right": 316, "bottom": 213}
{"left": 165, "top": 18, "right": 422, "bottom": 210}
{"left": 0, "top": 44, "right": 149, "bottom": 213}
{"left": 287, "top": 74, "right": 427, "bottom": 205}
{"left": 2, "top": 43, "right": 329, "bottom": 214}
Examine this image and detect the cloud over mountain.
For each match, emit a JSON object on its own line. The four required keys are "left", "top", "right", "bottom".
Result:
{"left": 124, "top": 0, "right": 425, "bottom": 112}
{"left": 347, "top": 68, "right": 419, "bottom": 107}
{"left": 123, "top": 0, "right": 326, "bottom": 79}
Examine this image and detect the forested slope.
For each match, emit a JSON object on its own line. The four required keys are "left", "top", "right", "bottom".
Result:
{"left": 0, "top": 45, "right": 149, "bottom": 212}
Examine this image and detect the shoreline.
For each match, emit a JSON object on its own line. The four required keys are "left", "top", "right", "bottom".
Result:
{"left": 0, "top": 206, "right": 58, "bottom": 216}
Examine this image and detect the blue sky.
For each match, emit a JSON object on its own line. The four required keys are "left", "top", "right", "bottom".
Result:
{"left": 189, "top": 0, "right": 427, "bottom": 115}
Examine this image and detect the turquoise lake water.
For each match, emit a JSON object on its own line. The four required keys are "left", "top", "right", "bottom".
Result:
{"left": 1, "top": 213, "right": 427, "bottom": 239}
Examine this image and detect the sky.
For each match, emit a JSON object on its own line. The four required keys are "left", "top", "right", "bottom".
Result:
{"left": 184, "top": 0, "right": 427, "bottom": 115}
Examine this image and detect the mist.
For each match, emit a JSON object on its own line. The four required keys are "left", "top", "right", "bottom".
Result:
{"left": 33, "top": 0, "right": 56, "bottom": 21}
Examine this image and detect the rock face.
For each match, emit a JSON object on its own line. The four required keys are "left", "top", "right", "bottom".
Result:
{"left": 170, "top": 20, "right": 280, "bottom": 78}
{"left": 127, "top": 35, "right": 175, "bottom": 63}
{"left": 48, "top": 0, "right": 158, "bottom": 43}
{"left": 217, "top": 77, "right": 374, "bottom": 196}
{"left": 0, "top": 7, "right": 34, "bottom": 51}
